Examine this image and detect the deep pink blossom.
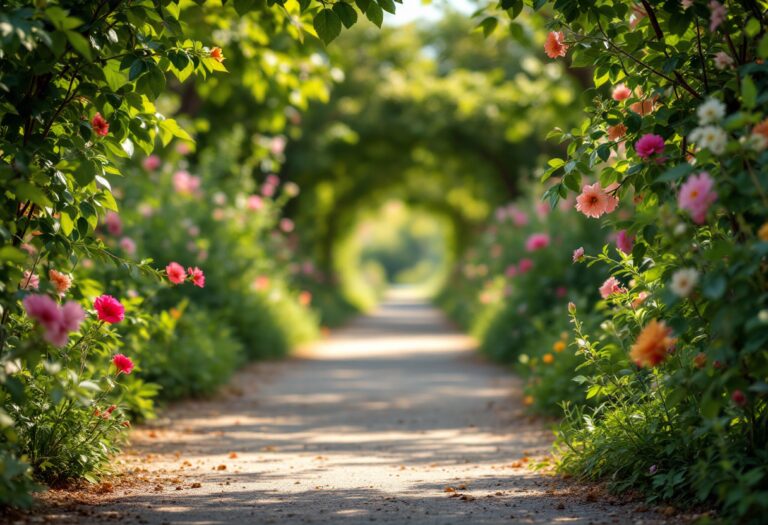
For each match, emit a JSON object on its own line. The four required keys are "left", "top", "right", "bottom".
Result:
{"left": 525, "top": 233, "right": 550, "bottom": 252}
{"left": 112, "top": 354, "right": 134, "bottom": 375}
{"left": 187, "top": 266, "right": 205, "bottom": 288}
{"left": 60, "top": 301, "right": 85, "bottom": 332}
{"left": 635, "top": 134, "right": 665, "bottom": 159}
{"left": 94, "top": 295, "right": 125, "bottom": 324}
{"left": 616, "top": 230, "right": 635, "bottom": 254}
{"left": 518, "top": 258, "right": 534, "bottom": 274}
{"left": 23, "top": 294, "right": 62, "bottom": 332}
{"left": 166, "top": 262, "right": 186, "bottom": 284}
{"left": 678, "top": 171, "right": 717, "bottom": 224}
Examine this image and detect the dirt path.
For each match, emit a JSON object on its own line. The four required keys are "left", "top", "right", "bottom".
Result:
{"left": 38, "top": 289, "right": 670, "bottom": 524}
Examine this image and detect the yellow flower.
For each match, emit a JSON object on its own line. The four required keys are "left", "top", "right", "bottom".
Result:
{"left": 523, "top": 395, "right": 534, "bottom": 406}
{"left": 542, "top": 353, "right": 555, "bottom": 364}
{"left": 553, "top": 341, "right": 566, "bottom": 353}
{"left": 759, "top": 222, "right": 768, "bottom": 241}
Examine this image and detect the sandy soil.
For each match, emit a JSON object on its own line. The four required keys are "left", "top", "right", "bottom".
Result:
{"left": 17, "top": 290, "right": 678, "bottom": 524}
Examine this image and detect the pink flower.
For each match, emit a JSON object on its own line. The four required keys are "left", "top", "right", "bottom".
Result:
{"left": 635, "top": 134, "right": 665, "bottom": 159}
{"left": 632, "top": 291, "right": 649, "bottom": 308}
{"left": 112, "top": 354, "right": 134, "bottom": 375}
{"left": 60, "top": 301, "right": 85, "bottom": 332}
{"left": 261, "top": 183, "right": 276, "bottom": 198}
{"left": 20, "top": 270, "right": 39, "bottom": 290}
{"left": 253, "top": 275, "right": 270, "bottom": 291}
{"left": 709, "top": 1, "right": 726, "bottom": 32}
{"left": 518, "top": 258, "right": 534, "bottom": 274}
{"left": 119, "top": 237, "right": 136, "bottom": 255}
{"left": 678, "top": 171, "right": 717, "bottom": 224}
{"left": 572, "top": 247, "right": 585, "bottom": 263}
{"left": 172, "top": 170, "right": 201, "bottom": 195}
{"left": 575, "top": 183, "right": 619, "bottom": 219}
{"left": 91, "top": 113, "right": 109, "bottom": 137}
{"left": 94, "top": 294, "right": 125, "bottom": 324}
{"left": 612, "top": 84, "right": 632, "bottom": 101}
{"left": 104, "top": 212, "right": 122, "bottom": 236}
{"left": 616, "top": 230, "right": 635, "bottom": 254}
{"left": 280, "top": 218, "right": 295, "bottom": 233}
{"left": 247, "top": 195, "right": 264, "bottom": 211}
{"left": 525, "top": 233, "right": 550, "bottom": 252}
{"left": 176, "top": 142, "right": 192, "bottom": 155}
{"left": 142, "top": 155, "right": 161, "bottom": 171}
{"left": 599, "top": 276, "right": 626, "bottom": 299}
{"left": 544, "top": 31, "right": 568, "bottom": 59}
{"left": 555, "top": 286, "right": 568, "bottom": 298}
{"left": 166, "top": 262, "right": 186, "bottom": 284}
{"left": 266, "top": 174, "right": 280, "bottom": 186}
{"left": 505, "top": 265, "right": 518, "bottom": 278}
{"left": 508, "top": 206, "right": 528, "bottom": 226}
{"left": 535, "top": 201, "right": 550, "bottom": 218}
{"left": 714, "top": 51, "right": 734, "bottom": 70}
{"left": 187, "top": 266, "right": 205, "bottom": 288}
{"left": 23, "top": 294, "right": 62, "bottom": 332}
{"left": 270, "top": 136, "right": 287, "bottom": 156}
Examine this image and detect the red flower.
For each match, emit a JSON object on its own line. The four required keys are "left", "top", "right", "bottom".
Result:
{"left": 94, "top": 294, "right": 125, "bottom": 324}
{"left": 112, "top": 354, "right": 134, "bottom": 375}
{"left": 187, "top": 266, "right": 205, "bottom": 288}
{"left": 91, "top": 112, "right": 109, "bottom": 137}
{"left": 166, "top": 262, "right": 186, "bottom": 284}
{"left": 731, "top": 390, "right": 747, "bottom": 407}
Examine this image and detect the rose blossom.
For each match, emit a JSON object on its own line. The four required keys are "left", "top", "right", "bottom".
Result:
{"left": 544, "top": 31, "right": 568, "bottom": 59}
{"left": 166, "top": 262, "right": 186, "bottom": 284}
{"left": 635, "top": 134, "right": 665, "bottom": 159}
{"left": 112, "top": 354, "right": 134, "bottom": 375}
{"left": 91, "top": 113, "right": 109, "bottom": 136}
{"left": 678, "top": 172, "right": 717, "bottom": 224}
{"left": 599, "top": 276, "right": 626, "bottom": 299}
{"left": 187, "top": 266, "right": 205, "bottom": 288}
{"left": 94, "top": 294, "right": 125, "bottom": 324}
{"left": 49, "top": 269, "right": 72, "bottom": 295}
{"left": 20, "top": 270, "right": 39, "bottom": 290}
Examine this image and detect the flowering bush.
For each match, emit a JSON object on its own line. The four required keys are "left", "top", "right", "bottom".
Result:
{"left": 478, "top": 0, "right": 768, "bottom": 519}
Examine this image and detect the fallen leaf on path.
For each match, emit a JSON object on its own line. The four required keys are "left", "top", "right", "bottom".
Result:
{"left": 443, "top": 487, "right": 455, "bottom": 493}
{"left": 216, "top": 465, "right": 227, "bottom": 471}
{"left": 190, "top": 482, "right": 202, "bottom": 488}
{"left": 228, "top": 452, "right": 238, "bottom": 459}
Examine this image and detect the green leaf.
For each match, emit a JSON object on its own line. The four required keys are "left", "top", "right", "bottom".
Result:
{"left": 759, "top": 35, "right": 768, "bottom": 59}
{"left": 746, "top": 18, "right": 761, "bottom": 38}
{"left": 656, "top": 163, "right": 693, "bottom": 183}
{"left": 313, "top": 9, "right": 342, "bottom": 45}
{"left": 742, "top": 75, "right": 757, "bottom": 109}
{"left": 65, "top": 31, "right": 92, "bottom": 61}
{"left": 333, "top": 3, "right": 358, "bottom": 29}
{"left": 478, "top": 17, "right": 498, "bottom": 38}
{"left": 365, "top": 2, "right": 384, "bottom": 27}
{"left": 355, "top": 0, "right": 371, "bottom": 12}
{"left": 377, "top": 0, "right": 396, "bottom": 15}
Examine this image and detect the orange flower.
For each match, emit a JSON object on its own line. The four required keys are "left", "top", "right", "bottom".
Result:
{"left": 544, "top": 31, "right": 568, "bottom": 59}
{"left": 49, "top": 269, "right": 72, "bottom": 295}
{"left": 210, "top": 47, "right": 225, "bottom": 63}
{"left": 693, "top": 352, "right": 707, "bottom": 369}
{"left": 607, "top": 123, "right": 627, "bottom": 141}
{"left": 553, "top": 341, "right": 566, "bottom": 353}
{"left": 542, "top": 353, "right": 554, "bottom": 364}
{"left": 754, "top": 119, "right": 768, "bottom": 140}
{"left": 629, "top": 319, "right": 675, "bottom": 367}
{"left": 759, "top": 222, "right": 768, "bottom": 241}
{"left": 523, "top": 395, "right": 534, "bottom": 406}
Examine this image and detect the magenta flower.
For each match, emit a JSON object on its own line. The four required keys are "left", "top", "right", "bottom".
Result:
{"left": 23, "top": 295, "right": 85, "bottom": 347}
{"left": 166, "top": 262, "right": 186, "bottom": 284}
{"left": 518, "top": 258, "right": 534, "bottom": 274}
{"left": 616, "top": 230, "right": 635, "bottom": 254}
{"left": 635, "top": 134, "right": 665, "bottom": 159}
{"left": 678, "top": 172, "right": 717, "bottom": 224}
{"left": 525, "top": 233, "right": 550, "bottom": 252}
{"left": 104, "top": 212, "right": 122, "bottom": 236}
{"left": 60, "top": 302, "right": 85, "bottom": 332}
{"left": 112, "top": 354, "right": 134, "bottom": 375}
{"left": 94, "top": 295, "right": 125, "bottom": 324}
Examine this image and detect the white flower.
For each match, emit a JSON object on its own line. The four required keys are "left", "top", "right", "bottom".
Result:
{"left": 741, "top": 133, "right": 768, "bottom": 152}
{"left": 696, "top": 98, "right": 726, "bottom": 125}
{"left": 688, "top": 125, "right": 728, "bottom": 155}
{"left": 714, "top": 51, "right": 734, "bottom": 70}
{"left": 681, "top": 0, "right": 694, "bottom": 9}
{"left": 673, "top": 223, "right": 687, "bottom": 236}
{"left": 670, "top": 268, "right": 700, "bottom": 298}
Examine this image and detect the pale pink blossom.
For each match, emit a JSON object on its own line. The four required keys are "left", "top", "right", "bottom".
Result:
{"left": 270, "top": 136, "right": 287, "bottom": 156}
{"left": 119, "top": 237, "right": 136, "bottom": 255}
{"left": 261, "top": 183, "right": 276, "bottom": 198}
{"left": 280, "top": 218, "right": 295, "bottom": 233}
{"left": 709, "top": 1, "right": 726, "bottom": 32}
{"left": 714, "top": 51, "right": 734, "bottom": 70}
{"left": 142, "top": 155, "right": 161, "bottom": 171}
{"left": 505, "top": 265, "right": 518, "bottom": 278}
{"left": 172, "top": 170, "right": 201, "bottom": 195}
{"left": 176, "top": 142, "right": 192, "bottom": 155}
{"left": 247, "top": 195, "right": 264, "bottom": 211}
{"left": 535, "top": 201, "right": 550, "bottom": 218}
{"left": 104, "top": 212, "right": 122, "bottom": 236}
{"left": 678, "top": 171, "right": 718, "bottom": 224}
{"left": 572, "top": 247, "right": 585, "bottom": 263}
{"left": 599, "top": 276, "right": 626, "bottom": 299}
{"left": 21, "top": 270, "right": 39, "bottom": 290}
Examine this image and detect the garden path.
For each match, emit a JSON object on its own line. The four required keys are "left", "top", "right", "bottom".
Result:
{"left": 41, "top": 289, "right": 669, "bottom": 524}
